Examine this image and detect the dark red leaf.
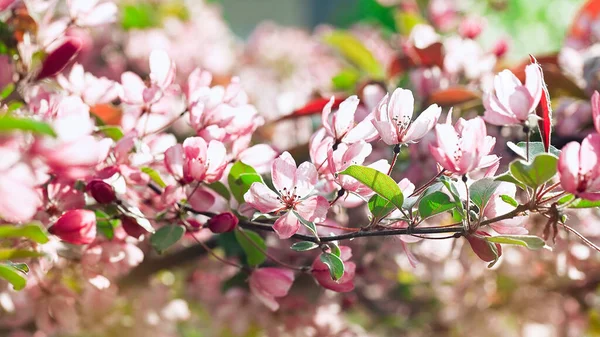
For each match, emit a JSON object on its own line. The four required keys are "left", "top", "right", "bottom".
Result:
{"left": 280, "top": 96, "right": 347, "bottom": 121}
{"left": 36, "top": 37, "right": 82, "bottom": 80}
{"left": 388, "top": 42, "right": 444, "bottom": 78}
{"left": 466, "top": 231, "right": 502, "bottom": 263}
{"left": 426, "top": 87, "right": 480, "bottom": 107}
{"left": 530, "top": 54, "right": 553, "bottom": 152}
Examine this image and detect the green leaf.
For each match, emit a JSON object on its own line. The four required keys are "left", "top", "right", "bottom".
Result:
{"left": 395, "top": 12, "right": 424, "bottom": 35}
{"left": 234, "top": 229, "right": 266, "bottom": 267}
{"left": 368, "top": 194, "right": 396, "bottom": 219}
{"left": 438, "top": 176, "right": 463, "bottom": 211}
{"left": 228, "top": 161, "right": 263, "bottom": 204}
{"left": 206, "top": 181, "right": 231, "bottom": 201}
{"left": 507, "top": 141, "right": 561, "bottom": 161}
{"left": 558, "top": 194, "right": 600, "bottom": 208}
{"left": 294, "top": 212, "right": 319, "bottom": 238}
{"left": 7, "top": 101, "right": 23, "bottom": 112}
{"left": 324, "top": 31, "right": 384, "bottom": 79}
{"left": 339, "top": 165, "right": 404, "bottom": 211}
{"left": 150, "top": 225, "right": 185, "bottom": 253}
{"left": 509, "top": 154, "right": 558, "bottom": 188}
{"left": 0, "top": 224, "right": 49, "bottom": 244}
{"left": 95, "top": 210, "right": 119, "bottom": 240}
{"left": 494, "top": 171, "right": 526, "bottom": 190}
{"left": 332, "top": 69, "right": 360, "bottom": 90}
{"left": 469, "top": 178, "right": 501, "bottom": 210}
{"left": 418, "top": 191, "right": 455, "bottom": 219}
{"left": 0, "top": 263, "right": 27, "bottom": 290}
{"left": 0, "top": 249, "right": 44, "bottom": 260}
{"left": 141, "top": 167, "right": 167, "bottom": 188}
{"left": 500, "top": 194, "right": 519, "bottom": 207}
{"left": 0, "top": 83, "right": 14, "bottom": 100}
{"left": 0, "top": 116, "right": 56, "bottom": 137}
{"left": 9, "top": 262, "right": 29, "bottom": 274}
{"left": 320, "top": 252, "right": 345, "bottom": 281}
{"left": 329, "top": 242, "right": 341, "bottom": 257}
{"left": 291, "top": 241, "right": 319, "bottom": 252}
{"left": 121, "top": 3, "right": 160, "bottom": 30}
{"left": 486, "top": 235, "right": 546, "bottom": 250}
{"left": 97, "top": 125, "right": 124, "bottom": 141}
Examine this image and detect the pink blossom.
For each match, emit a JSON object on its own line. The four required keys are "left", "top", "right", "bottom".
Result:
{"left": 207, "top": 212, "right": 238, "bottom": 233}
{"left": 483, "top": 65, "right": 542, "bottom": 126}
{"left": 321, "top": 95, "right": 377, "bottom": 144}
{"left": 49, "top": 209, "right": 97, "bottom": 245}
{"left": 458, "top": 16, "right": 485, "bottom": 39}
{"left": 558, "top": 134, "right": 600, "bottom": 201}
{"left": 243, "top": 152, "right": 329, "bottom": 239}
{"left": 429, "top": 116, "right": 496, "bottom": 175}
{"left": 68, "top": 0, "right": 117, "bottom": 27}
{"left": 372, "top": 88, "right": 441, "bottom": 145}
{"left": 444, "top": 37, "right": 496, "bottom": 80}
{"left": 57, "top": 64, "right": 119, "bottom": 106}
{"left": 164, "top": 137, "right": 227, "bottom": 184}
{"left": 120, "top": 50, "right": 175, "bottom": 107}
{"left": 311, "top": 246, "right": 356, "bottom": 292}
{"left": 0, "top": 163, "right": 42, "bottom": 223}
{"left": 120, "top": 216, "right": 148, "bottom": 239}
{"left": 591, "top": 91, "right": 600, "bottom": 133}
{"left": 86, "top": 179, "right": 116, "bottom": 204}
{"left": 36, "top": 38, "right": 82, "bottom": 81}
{"left": 249, "top": 267, "right": 295, "bottom": 311}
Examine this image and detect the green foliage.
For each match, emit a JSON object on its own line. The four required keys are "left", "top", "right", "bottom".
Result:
{"left": 0, "top": 223, "right": 49, "bottom": 244}
{"left": 506, "top": 141, "right": 560, "bottom": 161}
{"left": 234, "top": 229, "right": 266, "bottom": 266}
{"left": 0, "top": 115, "right": 57, "bottom": 137}
{"left": 469, "top": 178, "right": 501, "bottom": 210}
{"left": 324, "top": 30, "right": 384, "bottom": 79}
{"left": 206, "top": 181, "right": 231, "bottom": 201}
{"left": 500, "top": 194, "right": 519, "bottom": 207}
{"left": 0, "top": 263, "right": 27, "bottom": 290}
{"left": 97, "top": 125, "right": 124, "bottom": 141}
{"left": 509, "top": 154, "right": 558, "bottom": 189}
{"left": 141, "top": 167, "right": 167, "bottom": 188}
{"left": 228, "top": 161, "right": 263, "bottom": 204}
{"left": 291, "top": 241, "right": 319, "bottom": 251}
{"left": 486, "top": 235, "right": 546, "bottom": 250}
{"left": 418, "top": 191, "right": 455, "bottom": 219}
{"left": 339, "top": 165, "right": 404, "bottom": 211}
{"left": 320, "top": 252, "right": 344, "bottom": 281}
{"left": 151, "top": 225, "right": 185, "bottom": 253}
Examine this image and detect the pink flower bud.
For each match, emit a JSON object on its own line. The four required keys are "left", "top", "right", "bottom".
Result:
{"left": 207, "top": 212, "right": 238, "bottom": 233}
{"left": 36, "top": 37, "right": 82, "bottom": 80}
{"left": 492, "top": 38, "right": 510, "bottom": 58}
{"left": 86, "top": 179, "right": 115, "bottom": 204}
{"left": 249, "top": 268, "right": 294, "bottom": 311}
{"left": 121, "top": 216, "right": 147, "bottom": 239}
{"left": 49, "top": 209, "right": 96, "bottom": 245}
{"left": 458, "top": 17, "right": 485, "bottom": 39}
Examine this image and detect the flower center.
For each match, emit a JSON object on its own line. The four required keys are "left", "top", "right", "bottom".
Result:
{"left": 277, "top": 186, "right": 301, "bottom": 209}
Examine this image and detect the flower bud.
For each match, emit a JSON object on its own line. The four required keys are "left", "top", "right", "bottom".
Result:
{"left": 86, "top": 179, "right": 116, "bottom": 204}
{"left": 49, "top": 209, "right": 96, "bottom": 245}
{"left": 207, "top": 212, "right": 238, "bottom": 233}
{"left": 36, "top": 37, "right": 82, "bottom": 80}
{"left": 121, "top": 216, "right": 147, "bottom": 239}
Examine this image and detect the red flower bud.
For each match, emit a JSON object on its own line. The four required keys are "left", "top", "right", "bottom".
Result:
{"left": 207, "top": 212, "right": 238, "bottom": 233}
{"left": 49, "top": 209, "right": 96, "bottom": 245}
{"left": 121, "top": 216, "right": 147, "bottom": 239}
{"left": 86, "top": 179, "right": 116, "bottom": 204}
{"left": 466, "top": 231, "right": 502, "bottom": 263}
{"left": 36, "top": 37, "right": 82, "bottom": 80}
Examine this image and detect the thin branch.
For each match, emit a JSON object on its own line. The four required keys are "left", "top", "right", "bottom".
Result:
{"left": 562, "top": 224, "right": 600, "bottom": 253}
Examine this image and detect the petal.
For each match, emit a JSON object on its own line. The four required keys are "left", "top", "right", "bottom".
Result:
{"left": 372, "top": 120, "right": 398, "bottom": 145}
{"left": 494, "top": 69, "right": 520, "bottom": 107}
{"left": 149, "top": 50, "right": 175, "bottom": 88}
{"left": 558, "top": 141, "right": 581, "bottom": 194}
{"left": 387, "top": 88, "right": 414, "bottom": 122}
{"left": 579, "top": 134, "right": 600, "bottom": 175}
{"left": 593, "top": 91, "right": 600, "bottom": 134}
{"left": 188, "top": 189, "right": 216, "bottom": 212}
{"left": 344, "top": 114, "right": 378, "bottom": 143}
{"left": 164, "top": 144, "right": 184, "bottom": 179}
{"left": 295, "top": 195, "right": 329, "bottom": 223}
{"left": 333, "top": 95, "right": 359, "bottom": 139}
{"left": 403, "top": 104, "right": 441, "bottom": 143}
{"left": 271, "top": 152, "right": 297, "bottom": 193}
{"left": 524, "top": 63, "right": 543, "bottom": 111}
{"left": 508, "top": 86, "right": 534, "bottom": 121}
{"left": 273, "top": 211, "right": 300, "bottom": 239}
{"left": 205, "top": 140, "right": 227, "bottom": 182}
{"left": 243, "top": 183, "right": 282, "bottom": 214}
{"left": 295, "top": 162, "right": 318, "bottom": 197}
{"left": 120, "top": 72, "right": 145, "bottom": 104}
{"left": 320, "top": 96, "right": 335, "bottom": 136}
{"left": 182, "top": 137, "right": 207, "bottom": 160}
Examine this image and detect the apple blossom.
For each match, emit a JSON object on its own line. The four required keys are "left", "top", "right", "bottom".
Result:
{"left": 371, "top": 88, "right": 441, "bottom": 146}
{"left": 244, "top": 152, "right": 329, "bottom": 239}
{"left": 207, "top": 212, "right": 238, "bottom": 233}
{"left": 67, "top": 0, "right": 117, "bottom": 27}
{"left": 483, "top": 65, "right": 542, "bottom": 126}
{"left": 321, "top": 95, "right": 378, "bottom": 145}
{"left": 164, "top": 137, "right": 227, "bottom": 184}
{"left": 48, "top": 209, "right": 97, "bottom": 245}
{"left": 429, "top": 116, "right": 496, "bottom": 175}
{"left": 249, "top": 268, "right": 294, "bottom": 311}
{"left": 558, "top": 134, "right": 600, "bottom": 201}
